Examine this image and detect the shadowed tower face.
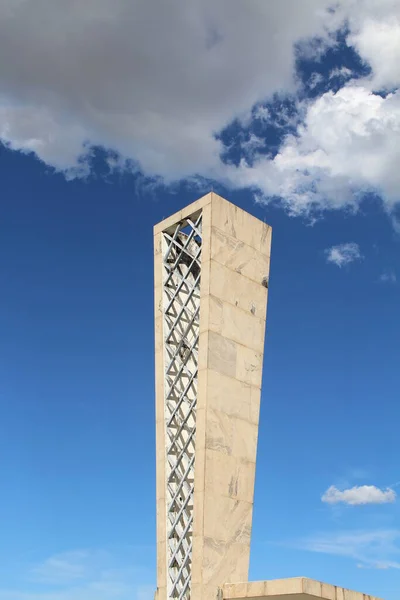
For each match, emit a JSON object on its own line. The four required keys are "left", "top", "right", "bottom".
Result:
{"left": 154, "top": 193, "right": 271, "bottom": 600}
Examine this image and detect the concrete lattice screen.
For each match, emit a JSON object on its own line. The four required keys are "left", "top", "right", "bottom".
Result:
{"left": 162, "top": 212, "right": 202, "bottom": 598}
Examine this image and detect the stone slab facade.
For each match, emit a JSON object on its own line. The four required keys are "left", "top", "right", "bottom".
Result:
{"left": 154, "top": 193, "right": 271, "bottom": 600}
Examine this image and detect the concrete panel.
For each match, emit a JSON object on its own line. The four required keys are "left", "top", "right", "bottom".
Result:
{"left": 209, "top": 259, "right": 268, "bottom": 320}
{"left": 210, "top": 226, "right": 271, "bottom": 285}
{"left": 210, "top": 193, "right": 271, "bottom": 256}
{"left": 208, "top": 330, "right": 238, "bottom": 378}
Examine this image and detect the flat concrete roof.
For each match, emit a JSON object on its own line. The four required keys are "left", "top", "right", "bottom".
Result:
{"left": 222, "top": 578, "right": 382, "bottom": 600}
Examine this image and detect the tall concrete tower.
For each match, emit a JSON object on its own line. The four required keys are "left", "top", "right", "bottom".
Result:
{"left": 153, "top": 193, "right": 271, "bottom": 600}
{"left": 153, "top": 193, "right": 383, "bottom": 600}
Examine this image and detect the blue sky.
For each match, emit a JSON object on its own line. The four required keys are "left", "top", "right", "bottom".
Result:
{"left": 0, "top": 2, "right": 400, "bottom": 599}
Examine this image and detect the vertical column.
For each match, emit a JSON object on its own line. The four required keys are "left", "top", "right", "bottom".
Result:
{"left": 154, "top": 193, "right": 271, "bottom": 600}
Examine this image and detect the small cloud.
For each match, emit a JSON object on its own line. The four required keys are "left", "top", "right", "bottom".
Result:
{"left": 253, "top": 105, "right": 270, "bottom": 122}
{"left": 241, "top": 133, "right": 265, "bottom": 156}
{"left": 380, "top": 270, "right": 397, "bottom": 284}
{"left": 329, "top": 66, "right": 353, "bottom": 80}
{"left": 252, "top": 100, "right": 302, "bottom": 131}
{"left": 322, "top": 484, "right": 396, "bottom": 506}
{"left": 325, "top": 242, "right": 362, "bottom": 268}
{"left": 308, "top": 72, "right": 324, "bottom": 89}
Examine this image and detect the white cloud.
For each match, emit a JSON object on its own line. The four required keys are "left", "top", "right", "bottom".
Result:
{"left": 0, "top": 0, "right": 400, "bottom": 223}
{"left": 380, "top": 270, "right": 397, "bottom": 283}
{"left": 0, "top": 0, "right": 333, "bottom": 178}
{"left": 227, "top": 1, "right": 400, "bottom": 218}
{"left": 253, "top": 106, "right": 271, "bottom": 123}
{"left": 241, "top": 133, "right": 265, "bottom": 155}
{"left": 308, "top": 72, "right": 324, "bottom": 90}
{"left": 298, "top": 529, "right": 400, "bottom": 569}
{"left": 329, "top": 66, "right": 354, "bottom": 80}
{"left": 322, "top": 484, "right": 396, "bottom": 505}
{"left": 229, "top": 85, "right": 400, "bottom": 217}
{"left": 250, "top": 99, "right": 306, "bottom": 133}
{"left": 343, "top": 0, "right": 400, "bottom": 91}
{"left": 0, "top": 105, "right": 91, "bottom": 176}
{"left": 325, "top": 243, "right": 362, "bottom": 268}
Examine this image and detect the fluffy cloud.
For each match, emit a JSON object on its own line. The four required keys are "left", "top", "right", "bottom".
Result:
{"left": 1, "top": 0, "right": 400, "bottom": 221}
{"left": 230, "top": 85, "right": 400, "bottom": 216}
{"left": 0, "top": 0, "right": 332, "bottom": 178}
{"left": 329, "top": 66, "right": 354, "bottom": 81}
{"left": 324, "top": 243, "right": 362, "bottom": 267}
{"left": 344, "top": 0, "right": 400, "bottom": 91}
{"left": 229, "top": 1, "right": 400, "bottom": 217}
{"left": 322, "top": 484, "right": 396, "bottom": 505}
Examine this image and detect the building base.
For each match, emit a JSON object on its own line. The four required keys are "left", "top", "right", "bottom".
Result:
{"left": 221, "top": 578, "right": 382, "bottom": 600}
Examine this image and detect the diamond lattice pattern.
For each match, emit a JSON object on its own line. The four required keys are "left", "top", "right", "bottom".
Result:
{"left": 162, "top": 213, "right": 202, "bottom": 600}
